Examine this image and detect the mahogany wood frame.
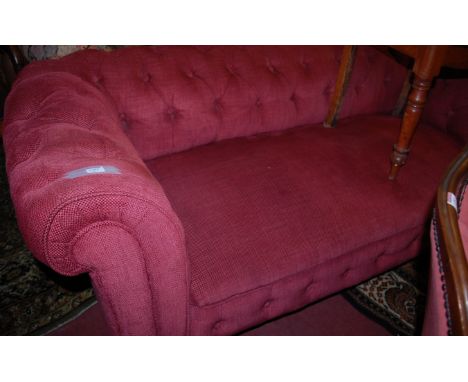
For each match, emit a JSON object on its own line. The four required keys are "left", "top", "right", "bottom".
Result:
{"left": 435, "top": 145, "right": 468, "bottom": 336}
{"left": 325, "top": 45, "right": 468, "bottom": 181}
{"left": 323, "top": 46, "right": 357, "bottom": 128}
{"left": 388, "top": 46, "right": 449, "bottom": 180}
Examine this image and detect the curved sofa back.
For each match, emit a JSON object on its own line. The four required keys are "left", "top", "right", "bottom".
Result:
{"left": 422, "top": 78, "right": 468, "bottom": 145}
{"left": 6, "top": 46, "right": 406, "bottom": 160}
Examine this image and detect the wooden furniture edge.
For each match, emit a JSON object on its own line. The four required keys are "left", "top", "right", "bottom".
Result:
{"left": 323, "top": 46, "right": 357, "bottom": 128}
{"left": 436, "top": 145, "right": 468, "bottom": 335}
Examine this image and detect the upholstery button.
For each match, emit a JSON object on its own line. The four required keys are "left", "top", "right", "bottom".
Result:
{"left": 143, "top": 73, "right": 152, "bottom": 83}
{"left": 266, "top": 59, "right": 279, "bottom": 75}
{"left": 212, "top": 320, "right": 224, "bottom": 331}
{"left": 213, "top": 98, "right": 223, "bottom": 110}
{"left": 342, "top": 268, "right": 351, "bottom": 277}
{"left": 165, "top": 107, "right": 180, "bottom": 122}
{"left": 226, "top": 65, "right": 237, "bottom": 76}
{"left": 354, "top": 85, "right": 363, "bottom": 95}
{"left": 306, "top": 281, "right": 315, "bottom": 292}
{"left": 187, "top": 69, "right": 199, "bottom": 79}
{"left": 290, "top": 93, "right": 297, "bottom": 102}
{"left": 375, "top": 252, "right": 385, "bottom": 263}
{"left": 263, "top": 300, "right": 272, "bottom": 309}
{"left": 119, "top": 113, "right": 129, "bottom": 130}
{"left": 268, "top": 65, "right": 279, "bottom": 75}
{"left": 255, "top": 98, "right": 262, "bottom": 108}
{"left": 322, "top": 84, "right": 332, "bottom": 97}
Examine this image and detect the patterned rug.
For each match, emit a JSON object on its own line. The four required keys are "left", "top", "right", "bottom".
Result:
{"left": 0, "top": 141, "right": 95, "bottom": 335}
{"left": 343, "top": 256, "right": 428, "bottom": 336}
{"left": 1, "top": 138, "right": 427, "bottom": 335}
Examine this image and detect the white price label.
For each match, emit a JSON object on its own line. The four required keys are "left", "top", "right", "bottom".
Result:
{"left": 447, "top": 192, "right": 458, "bottom": 212}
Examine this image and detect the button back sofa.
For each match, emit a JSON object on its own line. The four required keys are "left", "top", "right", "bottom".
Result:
{"left": 3, "top": 46, "right": 465, "bottom": 335}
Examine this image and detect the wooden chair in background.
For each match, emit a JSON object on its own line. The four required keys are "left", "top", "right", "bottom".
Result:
{"left": 324, "top": 45, "right": 468, "bottom": 180}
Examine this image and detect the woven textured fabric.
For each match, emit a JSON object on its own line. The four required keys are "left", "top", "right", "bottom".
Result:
{"left": 9, "top": 46, "right": 406, "bottom": 160}
{"left": 3, "top": 73, "right": 189, "bottom": 335}
{"left": 3, "top": 46, "right": 466, "bottom": 335}
{"left": 421, "top": 78, "right": 468, "bottom": 145}
{"left": 148, "top": 115, "right": 460, "bottom": 314}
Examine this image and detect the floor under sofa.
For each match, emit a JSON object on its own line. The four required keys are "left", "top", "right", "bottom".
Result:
{"left": 48, "top": 293, "right": 391, "bottom": 336}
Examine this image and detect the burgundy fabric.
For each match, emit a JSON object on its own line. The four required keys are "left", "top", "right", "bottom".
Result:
{"left": 10, "top": 46, "right": 406, "bottom": 160}
{"left": 423, "top": 187, "right": 468, "bottom": 336}
{"left": 146, "top": 115, "right": 460, "bottom": 334}
{"left": 3, "top": 73, "right": 189, "bottom": 335}
{"left": 460, "top": 199, "right": 468, "bottom": 261}
{"left": 422, "top": 78, "right": 468, "bottom": 144}
{"left": 3, "top": 46, "right": 465, "bottom": 335}
{"left": 415, "top": 77, "right": 468, "bottom": 336}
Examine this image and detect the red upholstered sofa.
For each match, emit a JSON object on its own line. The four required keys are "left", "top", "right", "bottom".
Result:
{"left": 3, "top": 46, "right": 466, "bottom": 335}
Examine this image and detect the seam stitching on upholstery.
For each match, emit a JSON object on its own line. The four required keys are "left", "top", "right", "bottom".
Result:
{"left": 70, "top": 220, "right": 158, "bottom": 335}
{"left": 191, "top": 235, "right": 419, "bottom": 314}
{"left": 6, "top": 70, "right": 121, "bottom": 154}
{"left": 92, "top": 271, "right": 122, "bottom": 335}
{"left": 194, "top": 224, "right": 423, "bottom": 308}
{"left": 43, "top": 191, "right": 185, "bottom": 271}
{"left": 43, "top": 192, "right": 188, "bottom": 334}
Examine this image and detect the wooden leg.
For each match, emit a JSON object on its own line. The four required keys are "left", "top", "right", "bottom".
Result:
{"left": 388, "top": 75, "right": 432, "bottom": 180}
{"left": 392, "top": 69, "right": 412, "bottom": 117}
{"left": 323, "top": 46, "right": 357, "bottom": 128}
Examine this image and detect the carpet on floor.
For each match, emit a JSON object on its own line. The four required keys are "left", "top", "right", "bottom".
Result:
{"left": 343, "top": 257, "right": 428, "bottom": 336}
{"left": 0, "top": 140, "right": 426, "bottom": 335}
{"left": 0, "top": 141, "right": 96, "bottom": 336}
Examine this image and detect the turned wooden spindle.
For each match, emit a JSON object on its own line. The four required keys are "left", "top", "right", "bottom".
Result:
{"left": 323, "top": 45, "right": 357, "bottom": 128}
{"left": 388, "top": 46, "right": 448, "bottom": 180}
{"left": 388, "top": 75, "right": 432, "bottom": 180}
{"left": 324, "top": 45, "right": 468, "bottom": 180}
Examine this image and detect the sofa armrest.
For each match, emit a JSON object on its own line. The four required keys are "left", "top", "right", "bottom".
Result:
{"left": 3, "top": 72, "right": 189, "bottom": 335}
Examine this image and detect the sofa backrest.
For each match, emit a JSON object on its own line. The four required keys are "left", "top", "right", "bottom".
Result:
{"left": 7, "top": 46, "right": 407, "bottom": 160}
{"left": 422, "top": 78, "right": 468, "bottom": 145}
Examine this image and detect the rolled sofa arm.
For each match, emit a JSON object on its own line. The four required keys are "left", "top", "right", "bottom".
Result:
{"left": 3, "top": 72, "right": 189, "bottom": 335}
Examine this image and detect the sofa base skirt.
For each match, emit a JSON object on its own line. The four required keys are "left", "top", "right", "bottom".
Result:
{"left": 188, "top": 226, "right": 421, "bottom": 335}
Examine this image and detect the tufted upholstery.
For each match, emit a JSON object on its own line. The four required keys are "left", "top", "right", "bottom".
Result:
{"left": 421, "top": 78, "right": 468, "bottom": 145}
{"left": 8, "top": 46, "right": 406, "bottom": 160}
{"left": 3, "top": 73, "right": 189, "bottom": 335}
{"left": 148, "top": 115, "right": 460, "bottom": 334}
{"left": 3, "top": 46, "right": 466, "bottom": 335}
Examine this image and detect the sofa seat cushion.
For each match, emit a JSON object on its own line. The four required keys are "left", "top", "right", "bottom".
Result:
{"left": 146, "top": 115, "right": 461, "bottom": 309}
